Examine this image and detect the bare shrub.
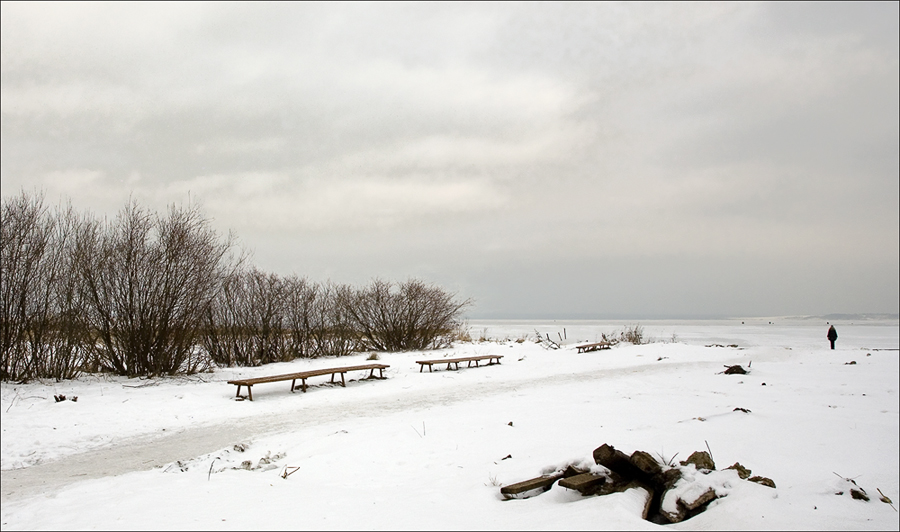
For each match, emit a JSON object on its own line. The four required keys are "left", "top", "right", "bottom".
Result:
{"left": 343, "top": 278, "right": 471, "bottom": 351}
{"left": 307, "top": 281, "right": 359, "bottom": 358}
{"left": 1, "top": 192, "right": 90, "bottom": 382}
{"left": 204, "top": 268, "right": 289, "bottom": 366}
{"left": 78, "top": 200, "right": 232, "bottom": 376}
{"left": 619, "top": 324, "right": 645, "bottom": 345}
{"left": 282, "top": 275, "right": 317, "bottom": 359}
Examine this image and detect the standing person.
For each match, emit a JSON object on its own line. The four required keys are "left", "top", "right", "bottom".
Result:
{"left": 827, "top": 325, "right": 838, "bottom": 350}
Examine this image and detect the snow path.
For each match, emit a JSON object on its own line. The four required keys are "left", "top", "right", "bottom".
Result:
{"left": 1, "top": 358, "right": 700, "bottom": 503}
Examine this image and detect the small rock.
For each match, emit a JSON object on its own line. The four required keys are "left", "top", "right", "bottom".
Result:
{"left": 723, "top": 365, "right": 747, "bottom": 374}
{"left": 851, "top": 488, "right": 870, "bottom": 501}
{"left": 725, "top": 462, "right": 751, "bottom": 479}
{"left": 680, "top": 451, "right": 716, "bottom": 471}
{"left": 748, "top": 475, "right": 776, "bottom": 488}
{"left": 845, "top": 361, "right": 857, "bottom": 365}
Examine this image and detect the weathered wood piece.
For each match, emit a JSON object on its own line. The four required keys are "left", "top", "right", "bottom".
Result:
{"left": 630, "top": 450, "right": 663, "bottom": 477}
{"left": 558, "top": 472, "right": 606, "bottom": 494}
{"left": 500, "top": 475, "right": 561, "bottom": 498}
{"left": 576, "top": 341, "right": 611, "bottom": 353}
{"left": 227, "top": 364, "right": 390, "bottom": 401}
{"left": 624, "top": 484, "right": 655, "bottom": 520}
{"left": 594, "top": 444, "right": 646, "bottom": 481}
{"left": 682, "top": 486, "right": 718, "bottom": 510}
{"left": 415, "top": 355, "right": 503, "bottom": 372}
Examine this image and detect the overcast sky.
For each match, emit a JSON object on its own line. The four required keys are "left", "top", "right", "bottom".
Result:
{"left": 2, "top": 2, "right": 898, "bottom": 319}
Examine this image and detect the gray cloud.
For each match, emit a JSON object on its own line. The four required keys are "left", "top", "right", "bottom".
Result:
{"left": 2, "top": 2, "right": 897, "bottom": 318}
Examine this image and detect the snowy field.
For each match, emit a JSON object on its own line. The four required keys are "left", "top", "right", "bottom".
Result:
{"left": 1, "top": 318, "right": 898, "bottom": 530}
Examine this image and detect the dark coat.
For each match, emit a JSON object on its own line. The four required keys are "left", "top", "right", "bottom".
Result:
{"left": 827, "top": 326, "right": 838, "bottom": 341}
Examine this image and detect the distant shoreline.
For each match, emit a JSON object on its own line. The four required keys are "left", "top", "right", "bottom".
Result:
{"left": 464, "top": 313, "right": 900, "bottom": 323}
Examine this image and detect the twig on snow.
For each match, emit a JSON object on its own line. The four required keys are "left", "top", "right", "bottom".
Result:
{"left": 281, "top": 466, "right": 301, "bottom": 479}
{"left": 208, "top": 457, "right": 219, "bottom": 481}
{"left": 877, "top": 488, "right": 897, "bottom": 511}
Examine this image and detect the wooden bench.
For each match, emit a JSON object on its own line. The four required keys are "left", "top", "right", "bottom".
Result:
{"left": 415, "top": 355, "right": 503, "bottom": 372}
{"left": 227, "top": 364, "right": 389, "bottom": 401}
{"left": 576, "top": 341, "right": 611, "bottom": 353}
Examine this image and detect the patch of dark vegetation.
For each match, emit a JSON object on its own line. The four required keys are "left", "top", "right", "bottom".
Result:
{"left": 1, "top": 191, "right": 470, "bottom": 381}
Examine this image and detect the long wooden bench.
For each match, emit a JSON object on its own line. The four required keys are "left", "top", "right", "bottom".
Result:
{"left": 227, "top": 363, "right": 389, "bottom": 401}
{"left": 415, "top": 355, "right": 503, "bottom": 372}
{"left": 576, "top": 341, "right": 611, "bottom": 353}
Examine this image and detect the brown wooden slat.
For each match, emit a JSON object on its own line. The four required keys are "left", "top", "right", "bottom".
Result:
{"left": 500, "top": 474, "right": 562, "bottom": 495}
{"left": 227, "top": 364, "right": 389, "bottom": 386}
{"left": 415, "top": 355, "right": 503, "bottom": 366}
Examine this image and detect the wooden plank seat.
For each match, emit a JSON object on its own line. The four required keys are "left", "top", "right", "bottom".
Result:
{"left": 227, "top": 364, "right": 389, "bottom": 401}
{"left": 576, "top": 341, "right": 611, "bottom": 353}
{"left": 415, "top": 354, "right": 503, "bottom": 372}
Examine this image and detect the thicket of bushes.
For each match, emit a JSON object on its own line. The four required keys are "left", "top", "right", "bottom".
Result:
{"left": 1, "top": 191, "right": 470, "bottom": 382}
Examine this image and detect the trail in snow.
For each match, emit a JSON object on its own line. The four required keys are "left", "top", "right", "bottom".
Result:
{"left": 1, "top": 358, "right": 703, "bottom": 502}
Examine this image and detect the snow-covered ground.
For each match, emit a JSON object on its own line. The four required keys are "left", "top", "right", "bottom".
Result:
{"left": 1, "top": 318, "right": 898, "bottom": 530}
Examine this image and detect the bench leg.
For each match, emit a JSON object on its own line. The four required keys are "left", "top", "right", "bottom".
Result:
{"left": 247, "top": 386, "right": 253, "bottom": 401}
{"left": 340, "top": 372, "right": 346, "bottom": 387}
{"left": 379, "top": 368, "right": 384, "bottom": 379}
{"left": 235, "top": 385, "right": 242, "bottom": 398}
{"left": 301, "top": 378, "right": 307, "bottom": 392}
{"left": 291, "top": 379, "right": 296, "bottom": 393}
